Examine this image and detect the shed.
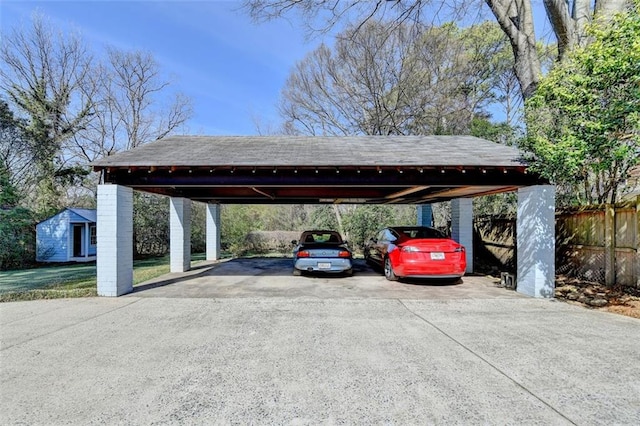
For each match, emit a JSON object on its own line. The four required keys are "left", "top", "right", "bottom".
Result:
{"left": 36, "top": 208, "right": 97, "bottom": 262}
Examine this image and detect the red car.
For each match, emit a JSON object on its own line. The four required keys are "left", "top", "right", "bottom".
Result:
{"left": 364, "top": 226, "right": 466, "bottom": 281}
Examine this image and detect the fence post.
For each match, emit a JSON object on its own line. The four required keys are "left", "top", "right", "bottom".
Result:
{"left": 604, "top": 204, "right": 616, "bottom": 286}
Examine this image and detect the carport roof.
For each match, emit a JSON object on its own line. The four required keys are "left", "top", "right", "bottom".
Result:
{"left": 92, "top": 135, "right": 545, "bottom": 204}
{"left": 93, "top": 135, "right": 525, "bottom": 167}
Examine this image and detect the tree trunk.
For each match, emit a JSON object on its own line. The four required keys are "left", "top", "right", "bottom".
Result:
{"left": 487, "top": 0, "right": 630, "bottom": 100}
{"left": 543, "top": 0, "right": 575, "bottom": 60}
{"left": 332, "top": 204, "right": 345, "bottom": 237}
{"left": 544, "top": 0, "right": 628, "bottom": 61}
{"left": 595, "top": 0, "right": 631, "bottom": 19}
{"left": 485, "top": 0, "right": 542, "bottom": 100}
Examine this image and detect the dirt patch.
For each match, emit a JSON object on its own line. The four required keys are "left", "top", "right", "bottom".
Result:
{"left": 604, "top": 300, "right": 640, "bottom": 319}
{"left": 555, "top": 276, "right": 640, "bottom": 319}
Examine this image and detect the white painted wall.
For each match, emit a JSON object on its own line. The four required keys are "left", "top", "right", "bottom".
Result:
{"left": 451, "top": 198, "right": 473, "bottom": 273}
{"left": 517, "top": 185, "right": 556, "bottom": 298}
{"left": 36, "top": 211, "right": 70, "bottom": 262}
{"left": 97, "top": 185, "right": 133, "bottom": 296}
{"left": 206, "top": 203, "right": 221, "bottom": 261}
{"left": 170, "top": 197, "right": 191, "bottom": 273}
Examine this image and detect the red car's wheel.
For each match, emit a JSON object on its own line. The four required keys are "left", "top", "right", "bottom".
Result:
{"left": 384, "top": 257, "right": 398, "bottom": 281}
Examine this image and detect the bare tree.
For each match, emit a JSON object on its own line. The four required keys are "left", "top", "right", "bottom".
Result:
{"left": 245, "top": 0, "right": 631, "bottom": 100}
{"left": 0, "top": 13, "right": 95, "bottom": 213}
{"left": 68, "top": 48, "right": 194, "bottom": 254}
{"left": 70, "top": 48, "right": 193, "bottom": 164}
{"left": 280, "top": 21, "right": 512, "bottom": 136}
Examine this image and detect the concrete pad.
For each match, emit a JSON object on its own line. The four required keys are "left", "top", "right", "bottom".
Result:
{"left": 1, "top": 296, "right": 639, "bottom": 424}
{"left": 131, "top": 258, "right": 524, "bottom": 299}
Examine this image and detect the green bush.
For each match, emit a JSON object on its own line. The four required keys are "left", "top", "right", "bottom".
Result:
{"left": 133, "top": 193, "right": 169, "bottom": 257}
{"left": 0, "top": 165, "right": 36, "bottom": 270}
{"left": 0, "top": 207, "right": 36, "bottom": 270}
{"left": 343, "top": 205, "right": 415, "bottom": 253}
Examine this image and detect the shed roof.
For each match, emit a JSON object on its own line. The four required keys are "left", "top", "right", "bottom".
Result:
{"left": 68, "top": 208, "right": 97, "bottom": 223}
{"left": 92, "top": 135, "right": 544, "bottom": 204}
{"left": 37, "top": 208, "right": 97, "bottom": 225}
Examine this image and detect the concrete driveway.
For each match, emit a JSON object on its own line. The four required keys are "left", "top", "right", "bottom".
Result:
{"left": 1, "top": 259, "right": 639, "bottom": 425}
{"left": 130, "top": 258, "right": 524, "bottom": 300}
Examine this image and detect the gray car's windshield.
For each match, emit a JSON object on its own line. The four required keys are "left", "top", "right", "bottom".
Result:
{"left": 301, "top": 232, "right": 343, "bottom": 244}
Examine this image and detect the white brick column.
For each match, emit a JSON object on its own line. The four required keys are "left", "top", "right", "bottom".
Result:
{"left": 417, "top": 204, "right": 434, "bottom": 227}
{"left": 517, "top": 185, "right": 556, "bottom": 298}
{"left": 170, "top": 197, "right": 191, "bottom": 273}
{"left": 206, "top": 203, "right": 221, "bottom": 261}
{"left": 451, "top": 198, "right": 473, "bottom": 273}
{"left": 97, "top": 184, "right": 133, "bottom": 296}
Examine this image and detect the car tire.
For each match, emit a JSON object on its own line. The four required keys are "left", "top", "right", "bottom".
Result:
{"left": 384, "top": 257, "right": 398, "bottom": 281}
{"left": 293, "top": 269, "right": 302, "bottom": 276}
{"left": 344, "top": 268, "right": 353, "bottom": 277}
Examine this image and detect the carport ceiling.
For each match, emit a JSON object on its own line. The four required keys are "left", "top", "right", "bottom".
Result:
{"left": 91, "top": 135, "right": 545, "bottom": 204}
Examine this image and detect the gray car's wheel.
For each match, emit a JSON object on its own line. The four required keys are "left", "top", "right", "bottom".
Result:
{"left": 384, "top": 257, "right": 398, "bottom": 281}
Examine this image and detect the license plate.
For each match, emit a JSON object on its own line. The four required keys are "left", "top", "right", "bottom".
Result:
{"left": 317, "top": 262, "right": 332, "bottom": 269}
{"left": 430, "top": 252, "right": 445, "bottom": 260}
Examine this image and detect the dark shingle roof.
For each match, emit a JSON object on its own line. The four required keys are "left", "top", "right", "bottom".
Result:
{"left": 91, "top": 135, "right": 526, "bottom": 168}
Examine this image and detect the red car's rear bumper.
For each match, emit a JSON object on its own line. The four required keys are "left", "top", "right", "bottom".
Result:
{"left": 392, "top": 252, "right": 466, "bottom": 278}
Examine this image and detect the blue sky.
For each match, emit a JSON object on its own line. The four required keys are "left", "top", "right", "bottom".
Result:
{"left": 1, "top": 1, "right": 325, "bottom": 135}
{"left": 1, "top": 1, "right": 553, "bottom": 136}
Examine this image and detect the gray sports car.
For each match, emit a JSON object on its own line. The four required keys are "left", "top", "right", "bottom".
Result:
{"left": 292, "top": 230, "right": 353, "bottom": 276}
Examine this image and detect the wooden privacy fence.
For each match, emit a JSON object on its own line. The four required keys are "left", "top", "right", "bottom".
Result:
{"left": 474, "top": 197, "right": 640, "bottom": 288}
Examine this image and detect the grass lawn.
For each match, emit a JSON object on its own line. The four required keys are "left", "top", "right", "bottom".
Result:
{"left": 0, "top": 253, "right": 206, "bottom": 302}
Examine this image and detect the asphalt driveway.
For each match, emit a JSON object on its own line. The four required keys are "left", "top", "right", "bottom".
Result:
{"left": 1, "top": 260, "right": 639, "bottom": 425}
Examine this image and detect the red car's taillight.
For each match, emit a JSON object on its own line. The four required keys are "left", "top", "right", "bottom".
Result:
{"left": 400, "top": 246, "right": 419, "bottom": 253}
{"left": 454, "top": 246, "right": 465, "bottom": 252}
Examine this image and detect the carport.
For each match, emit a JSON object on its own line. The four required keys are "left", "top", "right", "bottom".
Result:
{"left": 91, "top": 135, "right": 555, "bottom": 298}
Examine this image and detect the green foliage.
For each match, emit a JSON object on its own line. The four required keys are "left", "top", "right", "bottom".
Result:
{"left": 133, "top": 193, "right": 169, "bottom": 257}
{"left": 470, "top": 117, "right": 521, "bottom": 147}
{"left": 218, "top": 204, "right": 417, "bottom": 256}
{"left": 0, "top": 167, "right": 36, "bottom": 270}
{"left": 473, "top": 193, "right": 517, "bottom": 217}
{"left": 309, "top": 206, "right": 338, "bottom": 230}
{"left": 0, "top": 164, "right": 18, "bottom": 207}
{"left": 0, "top": 212, "right": 33, "bottom": 270}
{"left": 524, "top": 4, "right": 640, "bottom": 205}
{"left": 469, "top": 117, "right": 521, "bottom": 215}
{"left": 190, "top": 202, "right": 206, "bottom": 254}
{"left": 343, "top": 205, "right": 415, "bottom": 252}
{"left": 0, "top": 101, "right": 28, "bottom": 189}
{"left": 0, "top": 106, "right": 37, "bottom": 269}
{"left": 221, "top": 205, "right": 263, "bottom": 256}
